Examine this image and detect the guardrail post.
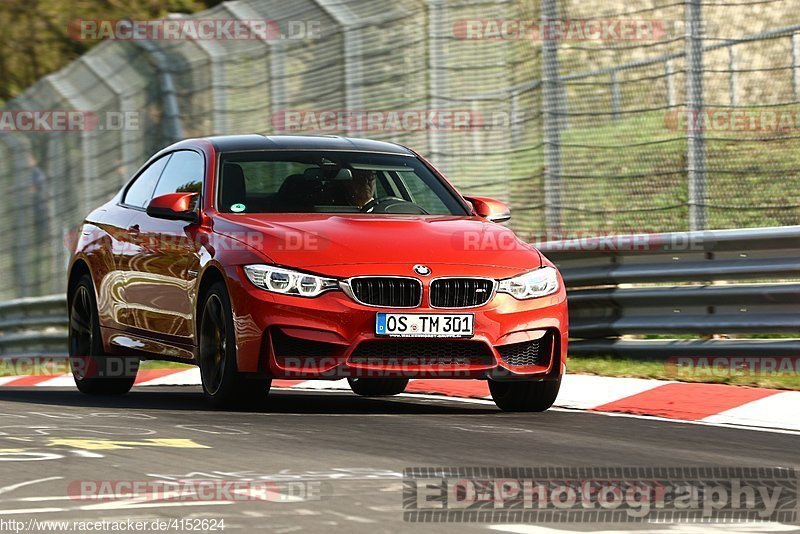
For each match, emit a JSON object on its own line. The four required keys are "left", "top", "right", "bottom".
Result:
{"left": 541, "top": 0, "right": 563, "bottom": 232}
{"left": 685, "top": 0, "right": 707, "bottom": 231}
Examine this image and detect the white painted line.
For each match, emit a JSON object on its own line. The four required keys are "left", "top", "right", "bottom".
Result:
{"left": 0, "top": 477, "right": 63, "bottom": 496}
{"left": 79, "top": 499, "right": 232, "bottom": 511}
{"left": 15, "top": 496, "right": 74, "bottom": 502}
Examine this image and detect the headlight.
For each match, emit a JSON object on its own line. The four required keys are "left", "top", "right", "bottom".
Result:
{"left": 498, "top": 266, "right": 559, "bottom": 299}
{"left": 243, "top": 265, "right": 339, "bottom": 297}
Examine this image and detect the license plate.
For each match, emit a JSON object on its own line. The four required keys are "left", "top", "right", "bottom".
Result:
{"left": 375, "top": 313, "right": 474, "bottom": 338}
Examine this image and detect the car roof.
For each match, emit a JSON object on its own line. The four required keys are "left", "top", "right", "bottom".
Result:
{"left": 202, "top": 134, "right": 415, "bottom": 155}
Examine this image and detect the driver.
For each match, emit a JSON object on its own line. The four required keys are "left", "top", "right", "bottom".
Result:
{"left": 344, "top": 169, "right": 377, "bottom": 208}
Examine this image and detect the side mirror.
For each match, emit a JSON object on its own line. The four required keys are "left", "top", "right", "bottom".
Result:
{"left": 146, "top": 192, "right": 199, "bottom": 223}
{"left": 464, "top": 196, "right": 511, "bottom": 223}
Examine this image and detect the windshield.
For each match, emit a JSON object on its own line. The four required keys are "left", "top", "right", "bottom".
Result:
{"left": 217, "top": 151, "right": 469, "bottom": 216}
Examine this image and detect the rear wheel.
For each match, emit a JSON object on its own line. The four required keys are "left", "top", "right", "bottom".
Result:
{"left": 348, "top": 377, "right": 409, "bottom": 396}
{"left": 69, "top": 275, "right": 138, "bottom": 395}
{"left": 488, "top": 377, "right": 561, "bottom": 412}
{"left": 198, "top": 282, "right": 270, "bottom": 407}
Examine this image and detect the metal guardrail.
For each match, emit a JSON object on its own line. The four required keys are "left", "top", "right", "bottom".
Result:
{"left": 0, "top": 295, "right": 67, "bottom": 358}
{"left": 1, "top": 225, "right": 799, "bottom": 360}
{"left": 540, "top": 225, "right": 800, "bottom": 358}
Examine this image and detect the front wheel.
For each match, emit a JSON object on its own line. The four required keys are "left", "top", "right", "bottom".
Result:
{"left": 348, "top": 377, "right": 409, "bottom": 396}
{"left": 198, "top": 282, "right": 270, "bottom": 407}
{"left": 69, "top": 275, "right": 139, "bottom": 395}
{"left": 488, "top": 377, "right": 561, "bottom": 412}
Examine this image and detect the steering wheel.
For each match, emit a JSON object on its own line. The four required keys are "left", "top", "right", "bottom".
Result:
{"left": 362, "top": 196, "right": 429, "bottom": 215}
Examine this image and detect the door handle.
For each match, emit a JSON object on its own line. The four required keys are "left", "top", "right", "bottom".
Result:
{"left": 127, "top": 224, "right": 140, "bottom": 236}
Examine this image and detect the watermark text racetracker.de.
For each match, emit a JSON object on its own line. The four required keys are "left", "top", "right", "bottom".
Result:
{"left": 403, "top": 467, "right": 798, "bottom": 523}
{"left": 271, "top": 109, "right": 521, "bottom": 133}
{"left": 665, "top": 108, "right": 800, "bottom": 132}
{"left": 666, "top": 356, "right": 800, "bottom": 378}
{"left": 0, "top": 110, "right": 139, "bottom": 132}
{"left": 453, "top": 19, "right": 669, "bottom": 41}
{"left": 452, "top": 19, "right": 716, "bottom": 41}
{"left": 453, "top": 230, "right": 710, "bottom": 252}
{"left": 70, "top": 18, "right": 321, "bottom": 41}
{"left": 67, "top": 227, "right": 328, "bottom": 256}
{"left": 69, "top": 479, "right": 325, "bottom": 503}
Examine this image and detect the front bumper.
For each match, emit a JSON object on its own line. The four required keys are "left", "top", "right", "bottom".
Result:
{"left": 225, "top": 266, "right": 568, "bottom": 380}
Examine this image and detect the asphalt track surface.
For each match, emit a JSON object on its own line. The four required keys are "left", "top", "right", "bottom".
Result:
{"left": 0, "top": 386, "right": 798, "bottom": 533}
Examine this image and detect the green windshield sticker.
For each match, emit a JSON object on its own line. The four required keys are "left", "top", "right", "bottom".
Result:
{"left": 230, "top": 203, "right": 246, "bottom": 213}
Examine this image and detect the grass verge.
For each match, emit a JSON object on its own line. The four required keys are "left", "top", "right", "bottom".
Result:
{"left": 568, "top": 354, "right": 800, "bottom": 391}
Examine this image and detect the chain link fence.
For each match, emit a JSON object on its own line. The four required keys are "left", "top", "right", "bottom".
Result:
{"left": 1, "top": 0, "right": 799, "bottom": 300}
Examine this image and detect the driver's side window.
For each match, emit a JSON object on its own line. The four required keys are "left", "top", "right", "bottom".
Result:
{"left": 152, "top": 151, "right": 204, "bottom": 199}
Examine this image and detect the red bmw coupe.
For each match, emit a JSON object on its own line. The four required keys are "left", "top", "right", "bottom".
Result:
{"left": 67, "top": 135, "right": 568, "bottom": 411}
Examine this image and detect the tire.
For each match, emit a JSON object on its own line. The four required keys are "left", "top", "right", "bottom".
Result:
{"left": 347, "top": 377, "right": 409, "bottom": 397}
{"left": 198, "top": 281, "right": 270, "bottom": 407}
{"left": 488, "top": 377, "right": 561, "bottom": 412}
{"left": 68, "top": 275, "right": 139, "bottom": 395}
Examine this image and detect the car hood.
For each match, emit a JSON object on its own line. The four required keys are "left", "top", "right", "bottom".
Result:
{"left": 213, "top": 213, "right": 541, "bottom": 277}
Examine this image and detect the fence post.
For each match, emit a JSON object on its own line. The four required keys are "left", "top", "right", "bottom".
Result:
{"left": 728, "top": 46, "right": 738, "bottom": 107}
{"left": 470, "top": 100, "right": 481, "bottom": 153}
{"left": 314, "top": 0, "right": 363, "bottom": 127}
{"left": 665, "top": 59, "right": 676, "bottom": 108}
{"left": 427, "top": 0, "right": 446, "bottom": 171}
{"left": 342, "top": 22, "right": 363, "bottom": 119}
{"left": 685, "top": 0, "right": 706, "bottom": 231}
{"left": 541, "top": 0, "right": 562, "bottom": 232}
{"left": 510, "top": 91, "right": 522, "bottom": 145}
{"left": 270, "top": 42, "right": 288, "bottom": 130}
{"left": 131, "top": 36, "right": 185, "bottom": 144}
{"left": 0, "top": 133, "right": 32, "bottom": 297}
{"left": 610, "top": 69, "right": 621, "bottom": 122}
{"left": 189, "top": 38, "right": 227, "bottom": 135}
{"left": 792, "top": 33, "right": 800, "bottom": 102}
{"left": 222, "top": 2, "right": 284, "bottom": 134}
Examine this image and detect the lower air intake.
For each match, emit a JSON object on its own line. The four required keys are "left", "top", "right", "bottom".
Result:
{"left": 496, "top": 334, "right": 553, "bottom": 367}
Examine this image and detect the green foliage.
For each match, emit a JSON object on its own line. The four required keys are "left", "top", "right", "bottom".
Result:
{"left": 0, "top": 0, "right": 221, "bottom": 103}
